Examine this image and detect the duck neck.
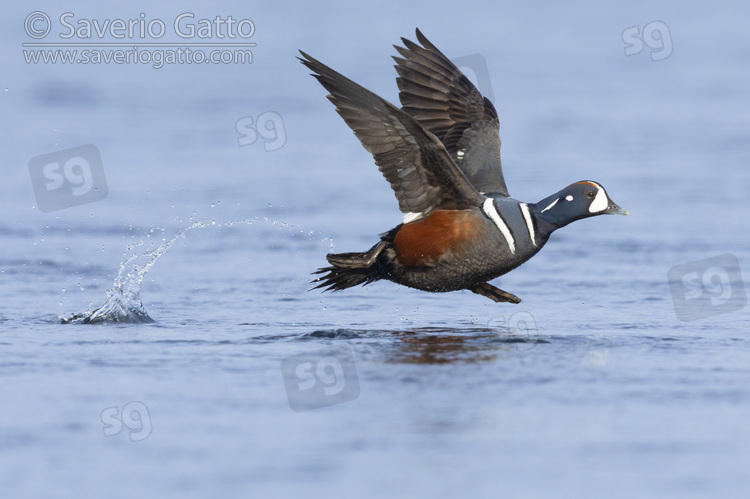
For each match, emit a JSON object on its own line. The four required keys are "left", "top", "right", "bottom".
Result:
{"left": 529, "top": 193, "right": 568, "bottom": 232}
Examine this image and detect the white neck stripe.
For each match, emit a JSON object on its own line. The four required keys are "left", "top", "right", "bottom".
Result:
{"left": 482, "top": 198, "right": 516, "bottom": 254}
{"left": 541, "top": 198, "right": 558, "bottom": 213}
{"left": 519, "top": 203, "right": 537, "bottom": 247}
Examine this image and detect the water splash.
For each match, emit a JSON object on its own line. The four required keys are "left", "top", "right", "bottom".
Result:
{"left": 60, "top": 219, "right": 259, "bottom": 324}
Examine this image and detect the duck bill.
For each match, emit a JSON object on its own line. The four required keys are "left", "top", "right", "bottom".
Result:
{"left": 604, "top": 200, "right": 630, "bottom": 216}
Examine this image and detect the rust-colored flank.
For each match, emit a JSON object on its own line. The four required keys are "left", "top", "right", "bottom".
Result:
{"left": 393, "top": 210, "right": 484, "bottom": 267}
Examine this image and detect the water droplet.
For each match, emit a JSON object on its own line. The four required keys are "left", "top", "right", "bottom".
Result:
{"left": 210, "top": 203, "right": 215, "bottom": 208}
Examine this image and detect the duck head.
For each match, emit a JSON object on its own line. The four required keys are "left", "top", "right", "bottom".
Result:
{"left": 531, "top": 180, "right": 629, "bottom": 228}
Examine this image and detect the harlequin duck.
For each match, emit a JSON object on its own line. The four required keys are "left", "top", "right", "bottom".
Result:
{"left": 300, "top": 29, "right": 629, "bottom": 304}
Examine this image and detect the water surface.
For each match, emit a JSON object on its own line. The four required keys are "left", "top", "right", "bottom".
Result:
{"left": 2, "top": 1, "right": 750, "bottom": 497}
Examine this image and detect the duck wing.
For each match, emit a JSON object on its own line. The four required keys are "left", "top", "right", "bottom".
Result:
{"left": 299, "top": 51, "right": 485, "bottom": 217}
{"left": 393, "top": 29, "right": 510, "bottom": 197}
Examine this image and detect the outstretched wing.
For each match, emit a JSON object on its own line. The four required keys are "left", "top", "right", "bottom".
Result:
{"left": 393, "top": 28, "right": 510, "bottom": 197}
{"left": 299, "top": 51, "right": 484, "bottom": 216}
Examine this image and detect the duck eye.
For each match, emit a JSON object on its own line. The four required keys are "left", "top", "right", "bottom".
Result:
{"left": 585, "top": 191, "right": 595, "bottom": 199}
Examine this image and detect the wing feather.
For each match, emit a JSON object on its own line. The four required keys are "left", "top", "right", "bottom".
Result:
{"left": 393, "top": 29, "right": 510, "bottom": 197}
{"left": 299, "top": 51, "right": 484, "bottom": 215}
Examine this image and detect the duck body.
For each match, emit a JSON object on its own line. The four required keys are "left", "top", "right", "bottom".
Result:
{"left": 301, "top": 30, "right": 628, "bottom": 303}
{"left": 382, "top": 197, "right": 551, "bottom": 293}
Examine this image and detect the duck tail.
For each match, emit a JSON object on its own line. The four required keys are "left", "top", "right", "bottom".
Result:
{"left": 310, "top": 241, "right": 387, "bottom": 292}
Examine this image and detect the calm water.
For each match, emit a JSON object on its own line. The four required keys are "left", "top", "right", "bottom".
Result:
{"left": 2, "top": 1, "right": 750, "bottom": 497}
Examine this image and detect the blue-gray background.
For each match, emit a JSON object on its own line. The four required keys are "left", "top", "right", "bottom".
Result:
{"left": 2, "top": 1, "right": 749, "bottom": 497}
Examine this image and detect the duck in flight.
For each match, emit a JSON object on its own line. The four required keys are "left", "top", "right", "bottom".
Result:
{"left": 300, "top": 29, "right": 629, "bottom": 304}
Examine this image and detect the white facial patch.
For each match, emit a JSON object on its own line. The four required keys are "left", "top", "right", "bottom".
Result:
{"left": 482, "top": 198, "right": 516, "bottom": 254}
{"left": 565, "top": 195, "right": 574, "bottom": 201}
{"left": 540, "top": 198, "right": 558, "bottom": 213}
{"left": 588, "top": 186, "right": 608, "bottom": 213}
